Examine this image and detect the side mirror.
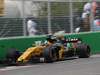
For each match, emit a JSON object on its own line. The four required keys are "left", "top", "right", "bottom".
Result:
{"left": 32, "top": 44, "right": 36, "bottom": 46}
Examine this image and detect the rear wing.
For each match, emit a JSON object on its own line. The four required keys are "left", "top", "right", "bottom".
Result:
{"left": 66, "top": 38, "right": 82, "bottom": 43}
{"left": 54, "top": 36, "right": 82, "bottom": 44}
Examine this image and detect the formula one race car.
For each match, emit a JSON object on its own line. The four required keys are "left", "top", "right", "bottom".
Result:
{"left": 6, "top": 34, "right": 91, "bottom": 63}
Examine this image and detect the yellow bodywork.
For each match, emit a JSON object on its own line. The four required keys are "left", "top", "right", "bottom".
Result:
{"left": 16, "top": 46, "right": 46, "bottom": 62}
{"left": 59, "top": 46, "right": 64, "bottom": 59}
{"left": 16, "top": 42, "right": 73, "bottom": 63}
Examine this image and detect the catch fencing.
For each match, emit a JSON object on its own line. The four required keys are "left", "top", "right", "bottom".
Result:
{"left": 0, "top": 0, "right": 100, "bottom": 38}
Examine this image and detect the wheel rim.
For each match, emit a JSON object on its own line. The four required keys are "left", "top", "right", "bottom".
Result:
{"left": 14, "top": 50, "right": 19, "bottom": 62}
{"left": 50, "top": 48, "right": 56, "bottom": 61}
{"left": 86, "top": 46, "right": 90, "bottom": 56}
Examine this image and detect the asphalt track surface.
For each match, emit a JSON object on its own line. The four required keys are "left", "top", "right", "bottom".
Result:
{"left": 0, "top": 55, "right": 100, "bottom": 75}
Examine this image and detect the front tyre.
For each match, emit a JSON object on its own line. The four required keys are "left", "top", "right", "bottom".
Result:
{"left": 76, "top": 43, "right": 90, "bottom": 58}
{"left": 6, "top": 49, "right": 20, "bottom": 63}
{"left": 42, "top": 45, "right": 56, "bottom": 63}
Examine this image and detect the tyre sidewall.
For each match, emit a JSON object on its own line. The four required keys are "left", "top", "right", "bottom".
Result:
{"left": 6, "top": 49, "right": 20, "bottom": 62}
{"left": 43, "top": 45, "right": 56, "bottom": 63}
{"left": 76, "top": 43, "right": 90, "bottom": 58}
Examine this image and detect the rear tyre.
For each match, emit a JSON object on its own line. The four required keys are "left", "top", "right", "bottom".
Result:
{"left": 76, "top": 43, "right": 90, "bottom": 58}
{"left": 6, "top": 49, "right": 20, "bottom": 63}
{"left": 42, "top": 45, "right": 56, "bottom": 63}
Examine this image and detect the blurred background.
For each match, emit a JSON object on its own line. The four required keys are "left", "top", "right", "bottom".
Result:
{"left": 0, "top": 0, "right": 99, "bottom": 38}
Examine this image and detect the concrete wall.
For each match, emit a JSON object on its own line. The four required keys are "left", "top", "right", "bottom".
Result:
{"left": 0, "top": 32, "right": 100, "bottom": 60}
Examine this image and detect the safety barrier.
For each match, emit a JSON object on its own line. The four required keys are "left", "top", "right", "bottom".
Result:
{"left": 0, "top": 32, "right": 100, "bottom": 60}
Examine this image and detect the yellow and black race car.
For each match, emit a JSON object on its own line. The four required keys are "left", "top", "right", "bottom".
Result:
{"left": 6, "top": 34, "right": 91, "bottom": 63}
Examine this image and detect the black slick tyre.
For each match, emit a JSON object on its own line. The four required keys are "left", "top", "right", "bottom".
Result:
{"left": 6, "top": 49, "right": 20, "bottom": 63}
{"left": 76, "top": 43, "right": 90, "bottom": 58}
{"left": 42, "top": 45, "right": 56, "bottom": 63}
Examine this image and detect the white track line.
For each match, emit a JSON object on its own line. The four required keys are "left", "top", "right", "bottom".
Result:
{"left": 0, "top": 65, "right": 39, "bottom": 71}
{"left": 90, "top": 54, "right": 100, "bottom": 57}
